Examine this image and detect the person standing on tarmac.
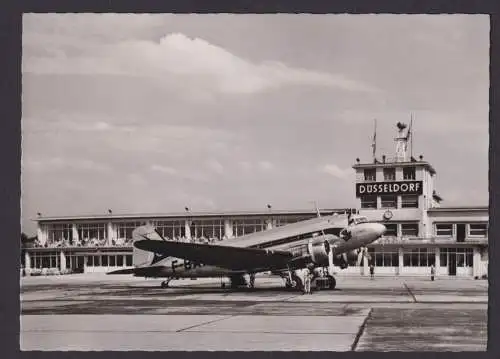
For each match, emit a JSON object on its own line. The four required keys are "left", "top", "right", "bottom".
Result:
{"left": 369, "top": 263, "right": 375, "bottom": 279}
{"left": 302, "top": 267, "right": 312, "bottom": 294}
{"left": 430, "top": 264, "right": 435, "bottom": 281}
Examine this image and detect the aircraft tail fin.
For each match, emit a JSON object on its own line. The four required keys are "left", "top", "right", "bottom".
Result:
{"left": 107, "top": 224, "right": 167, "bottom": 275}
{"left": 132, "top": 225, "right": 167, "bottom": 268}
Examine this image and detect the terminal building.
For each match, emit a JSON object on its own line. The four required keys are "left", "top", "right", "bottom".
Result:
{"left": 23, "top": 122, "right": 489, "bottom": 278}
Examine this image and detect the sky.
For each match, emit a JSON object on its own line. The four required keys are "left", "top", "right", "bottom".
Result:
{"left": 21, "top": 14, "right": 489, "bottom": 235}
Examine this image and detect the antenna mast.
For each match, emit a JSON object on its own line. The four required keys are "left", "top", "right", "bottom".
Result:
{"left": 371, "top": 119, "right": 377, "bottom": 161}
{"left": 410, "top": 114, "right": 414, "bottom": 159}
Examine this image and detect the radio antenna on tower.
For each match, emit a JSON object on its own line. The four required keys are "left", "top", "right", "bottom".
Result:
{"left": 371, "top": 119, "right": 377, "bottom": 161}
{"left": 407, "top": 114, "right": 413, "bottom": 159}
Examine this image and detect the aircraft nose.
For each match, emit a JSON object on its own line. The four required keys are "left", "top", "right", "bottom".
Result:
{"left": 373, "top": 223, "right": 386, "bottom": 238}
{"left": 371, "top": 223, "right": 387, "bottom": 241}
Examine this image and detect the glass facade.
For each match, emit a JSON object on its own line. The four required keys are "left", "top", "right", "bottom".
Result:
{"left": 151, "top": 220, "right": 186, "bottom": 240}
{"left": 77, "top": 223, "right": 107, "bottom": 245}
{"left": 440, "top": 247, "right": 473, "bottom": 267}
{"left": 233, "top": 218, "right": 266, "bottom": 237}
{"left": 369, "top": 248, "right": 399, "bottom": 267}
{"left": 403, "top": 248, "right": 435, "bottom": 267}
{"left": 47, "top": 224, "right": 73, "bottom": 245}
{"left": 189, "top": 219, "right": 224, "bottom": 240}
{"left": 117, "top": 221, "right": 146, "bottom": 242}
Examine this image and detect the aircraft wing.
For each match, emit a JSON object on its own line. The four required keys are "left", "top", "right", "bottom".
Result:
{"left": 134, "top": 239, "right": 295, "bottom": 271}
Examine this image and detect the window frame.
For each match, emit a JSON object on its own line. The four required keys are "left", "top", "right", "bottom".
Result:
{"left": 364, "top": 168, "right": 376, "bottom": 181}
{"left": 401, "top": 195, "right": 419, "bottom": 208}
{"left": 435, "top": 223, "right": 453, "bottom": 237}
{"left": 360, "top": 195, "right": 377, "bottom": 209}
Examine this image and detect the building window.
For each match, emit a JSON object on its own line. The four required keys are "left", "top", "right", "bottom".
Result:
{"left": 233, "top": 218, "right": 267, "bottom": 237}
{"left": 383, "top": 168, "right": 396, "bottom": 181}
{"left": 364, "top": 168, "right": 376, "bottom": 181}
{"left": 440, "top": 248, "right": 473, "bottom": 268}
{"left": 380, "top": 195, "right": 397, "bottom": 208}
{"left": 77, "top": 223, "right": 107, "bottom": 245}
{"left": 189, "top": 219, "right": 225, "bottom": 240}
{"left": 47, "top": 223, "right": 73, "bottom": 246}
{"left": 469, "top": 223, "right": 487, "bottom": 237}
{"left": 401, "top": 223, "right": 419, "bottom": 237}
{"left": 436, "top": 224, "right": 453, "bottom": 237}
{"left": 361, "top": 195, "right": 377, "bottom": 209}
{"left": 117, "top": 255, "right": 123, "bottom": 266}
{"left": 403, "top": 248, "right": 434, "bottom": 267}
{"left": 151, "top": 220, "right": 186, "bottom": 240}
{"left": 126, "top": 255, "right": 133, "bottom": 266}
{"left": 401, "top": 195, "right": 418, "bottom": 208}
{"left": 403, "top": 167, "right": 416, "bottom": 180}
{"left": 384, "top": 223, "right": 398, "bottom": 237}
{"left": 370, "top": 248, "right": 399, "bottom": 267}
{"left": 117, "top": 222, "right": 145, "bottom": 242}
{"left": 110, "top": 255, "right": 116, "bottom": 266}
{"left": 101, "top": 255, "right": 108, "bottom": 266}
{"left": 439, "top": 249, "right": 448, "bottom": 266}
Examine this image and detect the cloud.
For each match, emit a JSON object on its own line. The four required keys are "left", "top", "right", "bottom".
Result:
{"left": 321, "top": 164, "right": 353, "bottom": 179}
{"left": 205, "top": 158, "right": 224, "bottom": 174}
{"left": 151, "top": 164, "right": 178, "bottom": 175}
{"left": 24, "top": 157, "right": 111, "bottom": 173}
{"left": 257, "top": 161, "right": 274, "bottom": 171}
{"left": 127, "top": 173, "right": 147, "bottom": 186}
{"left": 23, "top": 32, "right": 378, "bottom": 95}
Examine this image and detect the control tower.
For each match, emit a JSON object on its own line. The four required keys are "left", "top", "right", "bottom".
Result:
{"left": 352, "top": 121, "right": 442, "bottom": 238}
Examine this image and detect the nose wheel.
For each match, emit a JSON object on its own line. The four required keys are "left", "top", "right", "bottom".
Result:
{"left": 160, "top": 280, "right": 171, "bottom": 288}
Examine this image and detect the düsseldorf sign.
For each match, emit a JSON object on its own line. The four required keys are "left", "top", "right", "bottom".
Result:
{"left": 356, "top": 181, "right": 423, "bottom": 197}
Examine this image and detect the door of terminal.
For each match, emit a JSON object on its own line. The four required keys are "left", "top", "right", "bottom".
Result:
{"left": 456, "top": 224, "right": 466, "bottom": 243}
{"left": 448, "top": 252, "right": 457, "bottom": 276}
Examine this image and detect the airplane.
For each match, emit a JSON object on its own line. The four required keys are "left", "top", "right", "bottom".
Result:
{"left": 108, "top": 212, "right": 386, "bottom": 292}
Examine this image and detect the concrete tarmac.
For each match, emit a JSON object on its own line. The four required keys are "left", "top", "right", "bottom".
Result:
{"left": 20, "top": 274, "right": 488, "bottom": 351}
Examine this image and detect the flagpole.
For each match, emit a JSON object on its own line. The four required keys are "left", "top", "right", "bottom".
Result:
{"left": 372, "top": 118, "right": 377, "bottom": 161}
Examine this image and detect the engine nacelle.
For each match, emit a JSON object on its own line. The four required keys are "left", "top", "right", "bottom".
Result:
{"left": 345, "top": 249, "right": 359, "bottom": 263}
{"left": 333, "top": 249, "right": 362, "bottom": 269}
{"left": 307, "top": 236, "right": 331, "bottom": 266}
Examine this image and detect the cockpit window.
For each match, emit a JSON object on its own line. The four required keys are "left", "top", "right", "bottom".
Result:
{"left": 352, "top": 216, "right": 368, "bottom": 225}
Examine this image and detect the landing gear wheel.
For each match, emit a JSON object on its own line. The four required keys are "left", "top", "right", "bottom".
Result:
{"left": 160, "top": 280, "right": 170, "bottom": 288}
{"left": 327, "top": 275, "right": 336, "bottom": 290}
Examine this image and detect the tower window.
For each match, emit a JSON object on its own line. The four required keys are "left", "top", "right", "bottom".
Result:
{"left": 364, "top": 168, "right": 376, "bottom": 181}
{"left": 469, "top": 223, "right": 487, "bottom": 237}
{"left": 401, "top": 223, "right": 419, "bottom": 237}
{"left": 380, "top": 195, "right": 397, "bottom": 208}
{"left": 435, "top": 223, "right": 453, "bottom": 237}
{"left": 360, "top": 195, "right": 377, "bottom": 209}
{"left": 384, "top": 223, "right": 398, "bottom": 237}
{"left": 403, "top": 167, "right": 416, "bottom": 180}
{"left": 401, "top": 195, "right": 419, "bottom": 208}
{"left": 383, "top": 168, "right": 396, "bottom": 181}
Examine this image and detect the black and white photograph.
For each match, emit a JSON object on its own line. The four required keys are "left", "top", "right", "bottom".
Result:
{"left": 20, "top": 13, "right": 489, "bottom": 351}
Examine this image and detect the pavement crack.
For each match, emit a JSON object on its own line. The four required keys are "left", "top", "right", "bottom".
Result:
{"left": 404, "top": 282, "right": 418, "bottom": 303}
{"left": 176, "top": 315, "right": 235, "bottom": 332}
{"left": 350, "top": 307, "right": 372, "bottom": 351}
